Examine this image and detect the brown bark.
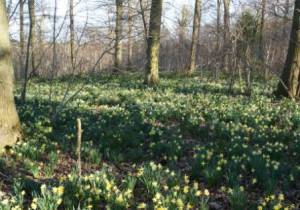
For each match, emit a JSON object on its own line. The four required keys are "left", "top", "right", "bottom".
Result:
{"left": 259, "top": 0, "right": 267, "bottom": 79}
{"left": 144, "top": 0, "right": 163, "bottom": 85}
{"left": 127, "top": 0, "right": 133, "bottom": 70}
{"left": 21, "top": 0, "right": 35, "bottom": 102}
{"left": 186, "top": 0, "right": 202, "bottom": 76}
{"left": 0, "top": 0, "right": 21, "bottom": 149}
{"left": 29, "top": 0, "right": 36, "bottom": 74}
{"left": 223, "top": 0, "right": 230, "bottom": 72}
{"left": 19, "top": 0, "right": 24, "bottom": 79}
{"left": 276, "top": 0, "right": 300, "bottom": 99}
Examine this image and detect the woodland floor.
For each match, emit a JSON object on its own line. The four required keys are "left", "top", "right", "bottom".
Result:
{"left": 0, "top": 73, "right": 299, "bottom": 210}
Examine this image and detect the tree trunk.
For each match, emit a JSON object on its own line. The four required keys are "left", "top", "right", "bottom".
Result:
{"left": 70, "top": 0, "right": 75, "bottom": 70}
{"left": 19, "top": 0, "right": 24, "bottom": 80}
{"left": 127, "top": 0, "right": 133, "bottom": 70}
{"left": 139, "top": 0, "right": 148, "bottom": 41}
{"left": 21, "top": 0, "right": 34, "bottom": 102}
{"left": 186, "top": 0, "right": 202, "bottom": 76}
{"left": 144, "top": 0, "right": 163, "bottom": 85}
{"left": 276, "top": 0, "right": 300, "bottom": 99}
{"left": 223, "top": 0, "right": 230, "bottom": 73}
{"left": 49, "top": 0, "right": 57, "bottom": 100}
{"left": 284, "top": 0, "right": 290, "bottom": 19}
{"left": 259, "top": 0, "right": 267, "bottom": 79}
{"left": 0, "top": 0, "right": 21, "bottom": 149}
{"left": 114, "top": 0, "right": 123, "bottom": 70}
{"left": 28, "top": 0, "right": 36, "bottom": 75}
{"left": 215, "top": 0, "right": 221, "bottom": 79}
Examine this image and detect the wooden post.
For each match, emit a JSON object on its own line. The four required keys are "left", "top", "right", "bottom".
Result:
{"left": 76, "top": 118, "right": 82, "bottom": 177}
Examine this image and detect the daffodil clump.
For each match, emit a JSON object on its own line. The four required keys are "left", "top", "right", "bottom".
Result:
{"left": 257, "top": 194, "right": 296, "bottom": 210}
{"left": 30, "top": 184, "right": 64, "bottom": 210}
{"left": 60, "top": 167, "right": 135, "bottom": 209}
{"left": 136, "top": 162, "right": 210, "bottom": 210}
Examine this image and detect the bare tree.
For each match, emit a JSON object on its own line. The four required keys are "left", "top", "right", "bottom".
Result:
{"left": 29, "top": 0, "right": 36, "bottom": 75}
{"left": 127, "top": 0, "right": 133, "bottom": 70}
{"left": 70, "top": 0, "right": 75, "bottom": 69}
{"left": 186, "top": 0, "right": 202, "bottom": 76}
{"left": 114, "top": 0, "right": 123, "bottom": 70}
{"left": 259, "top": 0, "right": 267, "bottom": 79}
{"left": 19, "top": 0, "right": 24, "bottom": 79}
{"left": 223, "top": 0, "right": 230, "bottom": 72}
{"left": 21, "top": 0, "right": 35, "bottom": 102}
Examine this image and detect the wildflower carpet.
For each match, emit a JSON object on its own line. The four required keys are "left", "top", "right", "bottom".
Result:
{"left": 0, "top": 73, "right": 299, "bottom": 209}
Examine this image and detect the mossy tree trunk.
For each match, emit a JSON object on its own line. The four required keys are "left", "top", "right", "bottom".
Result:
{"left": 144, "top": 0, "right": 163, "bottom": 86}
{"left": 0, "top": 0, "right": 21, "bottom": 149}
{"left": 276, "top": 0, "right": 300, "bottom": 99}
{"left": 186, "top": 0, "right": 202, "bottom": 76}
{"left": 114, "top": 0, "right": 123, "bottom": 71}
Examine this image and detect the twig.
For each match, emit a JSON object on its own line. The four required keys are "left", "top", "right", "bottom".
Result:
{"left": 76, "top": 119, "right": 82, "bottom": 177}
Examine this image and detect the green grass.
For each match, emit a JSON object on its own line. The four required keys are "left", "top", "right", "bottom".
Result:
{"left": 0, "top": 73, "right": 299, "bottom": 209}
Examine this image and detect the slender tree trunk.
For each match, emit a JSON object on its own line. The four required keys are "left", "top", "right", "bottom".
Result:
{"left": 144, "top": 0, "right": 163, "bottom": 85}
{"left": 50, "top": 0, "right": 57, "bottom": 100}
{"left": 127, "top": 0, "right": 133, "bottom": 70}
{"left": 114, "top": 0, "right": 123, "bottom": 70}
{"left": 215, "top": 0, "right": 221, "bottom": 79}
{"left": 0, "top": 0, "right": 21, "bottom": 149}
{"left": 28, "top": 0, "right": 36, "bottom": 75}
{"left": 70, "top": 0, "right": 75, "bottom": 70}
{"left": 139, "top": 0, "right": 148, "bottom": 41}
{"left": 276, "top": 0, "right": 300, "bottom": 99}
{"left": 39, "top": 1, "right": 45, "bottom": 46}
{"left": 186, "top": 0, "right": 202, "bottom": 76}
{"left": 19, "top": 0, "right": 24, "bottom": 80}
{"left": 259, "top": 0, "right": 267, "bottom": 79}
{"left": 223, "top": 0, "right": 230, "bottom": 73}
{"left": 21, "top": 0, "right": 34, "bottom": 102}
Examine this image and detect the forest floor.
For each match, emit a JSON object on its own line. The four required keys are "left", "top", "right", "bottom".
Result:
{"left": 0, "top": 73, "right": 299, "bottom": 210}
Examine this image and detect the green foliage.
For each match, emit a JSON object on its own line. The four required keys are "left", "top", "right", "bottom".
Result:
{"left": 0, "top": 73, "right": 298, "bottom": 209}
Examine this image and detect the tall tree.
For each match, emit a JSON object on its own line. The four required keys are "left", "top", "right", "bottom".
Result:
{"left": 177, "top": 5, "right": 191, "bottom": 70}
{"left": 186, "top": 0, "right": 202, "bottom": 76}
{"left": 21, "top": 0, "right": 35, "bottom": 102}
{"left": 29, "top": 0, "right": 36, "bottom": 75}
{"left": 19, "top": 0, "right": 24, "bottom": 78}
{"left": 144, "top": 0, "right": 163, "bottom": 85}
{"left": 114, "top": 0, "right": 123, "bottom": 70}
{"left": 223, "top": 0, "right": 230, "bottom": 72}
{"left": 139, "top": 0, "right": 148, "bottom": 41}
{"left": 215, "top": 0, "right": 221, "bottom": 78}
{"left": 276, "top": 0, "right": 300, "bottom": 99}
{"left": 258, "top": 0, "right": 267, "bottom": 79}
{"left": 49, "top": 0, "right": 57, "bottom": 100}
{"left": 127, "top": 0, "right": 133, "bottom": 70}
{"left": 0, "top": 0, "right": 21, "bottom": 149}
{"left": 70, "top": 0, "right": 75, "bottom": 69}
